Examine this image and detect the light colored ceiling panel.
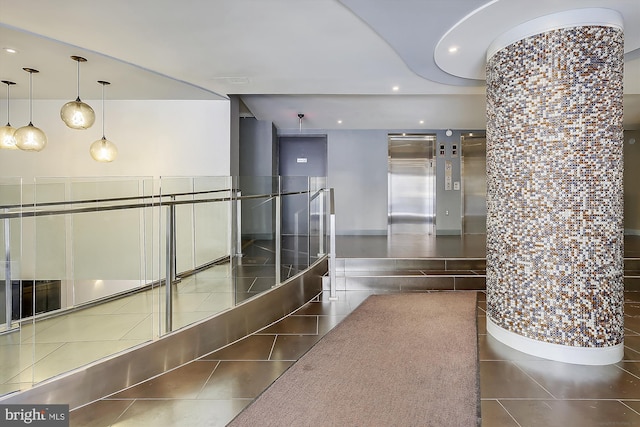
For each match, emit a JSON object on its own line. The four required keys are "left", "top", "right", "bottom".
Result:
{"left": 0, "top": 0, "right": 639, "bottom": 130}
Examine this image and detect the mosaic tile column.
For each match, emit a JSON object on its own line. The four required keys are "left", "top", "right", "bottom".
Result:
{"left": 485, "top": 10, "right": 624, "bottom": 365}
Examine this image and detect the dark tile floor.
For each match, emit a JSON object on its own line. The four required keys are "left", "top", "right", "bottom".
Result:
{"left": 68, "top": 234, "right": 640, "bottom": 426}
{"left": 69, "top": 288, "right": 640, "bottom": 427}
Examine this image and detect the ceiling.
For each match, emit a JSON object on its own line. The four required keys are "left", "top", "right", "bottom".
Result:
{"left": 1, "top": 0, "right": 639, "bottom": 130}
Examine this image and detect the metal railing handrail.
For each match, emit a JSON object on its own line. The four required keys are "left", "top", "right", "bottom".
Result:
{"left": 3, "top": 184, "right": 337, "bottom": 330}
{"left": 0, "top": 189, "right": 231, "bottom": 211}
{"left": 0, "top": 189, "right": 316, "bottom": 219}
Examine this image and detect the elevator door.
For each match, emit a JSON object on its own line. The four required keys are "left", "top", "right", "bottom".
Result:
{"left": 388, "top": 134, "right": 436, "bottom": 234}
{"left": 461, "top": 133, "right": 487, "bottom": 234}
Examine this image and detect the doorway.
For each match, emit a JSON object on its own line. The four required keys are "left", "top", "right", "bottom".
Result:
{"left": 387, "top": 134, "right": 436, "bottom": 234}
{"left": 278, "top": 135, "right": 328, "bottom": 235}
{"left": 461, "top": 132, "right": 487, "bottom": 234}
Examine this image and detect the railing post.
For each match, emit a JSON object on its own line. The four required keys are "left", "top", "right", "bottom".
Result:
{"left": 235, "top": 189, "right": 243, "bottom": 257}
{"left": 4, "top": 210, "right": 12, "bottom": 328}
{"left": 329, "top": 188, "right": 337, "bottom": 300}
{"left": 318, "top": 189, "right": 325, "bottom": 256}
{"left": 307, "top": 177, "right": 311, "bottom": 267}
{"left": 294, "top": 211, "right": 299, "bottom": 272}
{"left": 275, "top": 180, "right": 282, "bottom": 285}
{"left": 165, "top": 198, "right": 176, "bottom": 333}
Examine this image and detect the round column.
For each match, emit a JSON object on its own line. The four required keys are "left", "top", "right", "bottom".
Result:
{"left": 485, "top": 9, "right": 625, "bottom": 365}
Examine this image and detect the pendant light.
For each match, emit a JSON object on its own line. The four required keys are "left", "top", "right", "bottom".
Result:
{"left": 60, "top": 56, "right": 95, "bottom": 130}
{"left": 15, "top": 68, "right": 47, "bottom": 152}
{"left": 90, "top": 81, "right": 117, "bottom": 162}
{"left": 0, "top": 80, "right": 17, "bottom": 149}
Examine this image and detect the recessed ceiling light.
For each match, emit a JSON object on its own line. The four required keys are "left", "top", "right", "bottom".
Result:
{"left": 448, "top": 46, "right": 458, "bottom": 53}
{"left": 3, "top": 47, "right": 17, "bottom": 54}
{"left": 419, "top": 120, "right": 424, "bottom": 124}
{"left": 337, "top": 120, "right": 342, "bottom": 124}
{"left": 392, "top": 86, "right": 399, "bottom": 92}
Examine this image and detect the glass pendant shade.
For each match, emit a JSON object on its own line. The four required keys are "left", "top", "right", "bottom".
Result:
{"left": 91, "top": 80, "right": 117, "bottom": 162}
{"left": 60, "top": 98, "right": 95, "bottom": 129}
{"left": 90, "top": 136, "right": 117, "bottom": 162}
{"left": 15, "top": 123, "right": 47, "bottom": 151}
{"left": 15, "top": 68, "right": 47, "bottom": 152}
{"left": 60, "top": 56, "right": 95, "bottom": 130}
{"left": 0, "top": 124, "right": 17, "bottom": 149}
{"left": 0, "top": 80, "right": 17, "bottom": 149}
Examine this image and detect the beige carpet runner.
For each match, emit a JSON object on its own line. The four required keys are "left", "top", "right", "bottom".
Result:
{"left": 229, "top": 292, "right": 480, "bottom": 427}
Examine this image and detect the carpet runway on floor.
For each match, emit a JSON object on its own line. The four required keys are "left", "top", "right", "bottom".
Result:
{"left": 228, "top": 291, "right": 480, "bottom": 427}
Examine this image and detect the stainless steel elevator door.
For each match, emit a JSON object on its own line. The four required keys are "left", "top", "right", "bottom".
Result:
{"left": 388, "top": 134, "right": 436, "bottom": 234}
{"left": 461, "top": 133, "right": 487, "bottom": 234}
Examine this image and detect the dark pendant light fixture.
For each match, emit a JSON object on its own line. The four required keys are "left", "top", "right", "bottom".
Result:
{"left": 90, "top": 80, "right": 117, "bottom": 162}
{"left": 15, "top": 68, "right": 47, "bottom": 152}
{"left": 60, "top": 55, "right": 95, "bottom": 130}
{"left": 0, "top": 80, "right": 17, "bottom": 149}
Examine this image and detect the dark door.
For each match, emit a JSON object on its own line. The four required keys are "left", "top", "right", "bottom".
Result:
{"left": 278, "top": 135, "right": 327, "bottom": 235}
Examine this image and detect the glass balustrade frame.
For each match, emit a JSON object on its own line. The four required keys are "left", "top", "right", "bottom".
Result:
{"left": 0, "top": 175, "right": 332, "bottom": 397}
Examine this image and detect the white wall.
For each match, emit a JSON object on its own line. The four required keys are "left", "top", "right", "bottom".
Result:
{"left": 0, "top": 99, "right": 230, "bottom": 178}
{"left": 326, "top": 130, "right": 389, "bottom": 234}
{"left": 0, "top": 98, "right": 232, "bottom": 307}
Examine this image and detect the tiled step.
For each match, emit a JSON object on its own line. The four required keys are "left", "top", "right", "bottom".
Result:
{"left": 323, "top": 257, "right": 640, "bottom": 292}
{"left": 626, "top": 258, "right": 640, "bottom": 291}
{"left": 324, "top": 258, "right": 486, "bottom": 291}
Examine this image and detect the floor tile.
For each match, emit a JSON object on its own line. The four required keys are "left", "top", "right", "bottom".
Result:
{"left": 23, "top": 339, "right": 146, "bottom": 383}
{"left": 478, "top": 334, "right": 545, "bottom": 362}
{"left": 269, "top": 334, "right": 322, "bottom": 360}
{"left": 616, "top": 361, "right": 640, "bottom": 380}
{"left": 623, "top": 345, "right": 640, "bottom": 361}
{"left": 480, "top": 400, "right": 519, "bottom": 427}
{"left": 172, "top": 311, "right": 221, "bottom": 330}
{"left": 259, "top": 315, "right": 318, "bottom": 335}
{"left": 624, "top": 335, "right": 640, "bottom": 353}
{"left": 7, "top": 234, "right": 640, "bottom": 425}
{"left": 248, "top": 277, "right": 278, "bottom": 293}
{"left": 0, "top": 342, "right": 63, "bottom": 383}
{"left": 480, "top": 361, "right": 553, "bottom": 399}
{"left": 112, "top": 361, "right": 219, "bottom": 399}
{"left": 201, "top": 335, "right": 275, "bottom": 361}
{"left": 625, "top": 316, "right": 640, "bottom": 334}
{"left": 24, "top": 313, "right": 149, "bottom": 343}
{"left": 626, "top": 302, "right": 640, "bottom": 317}
{"left": 0, "top": 381, "right": 31, "bottom": 396}
{"left": 625, "top": 292, "right": 640, "bottom": 303}
{"left": 196, "top": 360, "right": 293, "bottom": 399}
{"left": 501, "top": 399, "right": 640, "bottom": 427}
{"left": 69, "top": 400, "right": 133, "bottom": 427}
{"left": 176, "top": 277, "right": 233, "bottom": 294}
{"left": 622, "top": 400, "right": 640, "bottom": 415}
{"left": 515, "top": 360, "right": 640, "bottom": 399}
{"left": 112, "top": 398, "right": 249, "bottom": 427}
{"left": 317, "top": 315, "right": 347, "bottom": 335}
{"left": 626, "top": 327, "right": 640, "bottom": 336}
{"left": 478, "top": 315, "right": 487, "bottom": 335}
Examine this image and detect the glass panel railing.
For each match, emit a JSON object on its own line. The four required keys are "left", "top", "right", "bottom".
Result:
{"left": 160, "top": 176, "right": 232, "bottom": 331}
{"left": 0, "top": 178, "right": 24, "bottom": 396}
{"left": 310, "top": 176, "right": 328, "bottom": 265}
{"left": 30, "top": 177, "right": 156, "bottom": 385}
{"left": 234, "top": 176, "right": 279, "bottom": 303}
{"left": 0, "top": 176, "right": 331, "bottom": 397}
{"left": 281, "top": 176, "right": 311, "bottom": 276}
